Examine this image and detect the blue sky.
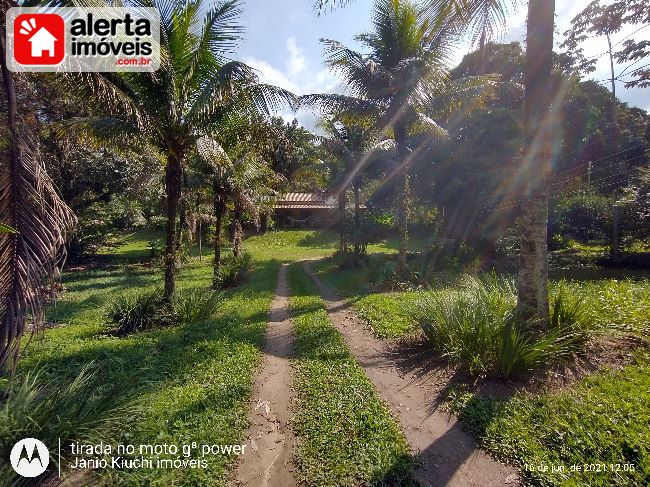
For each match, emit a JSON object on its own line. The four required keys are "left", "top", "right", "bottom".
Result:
{"left": 237, "top": 0, "right": 649, "bottom": 129}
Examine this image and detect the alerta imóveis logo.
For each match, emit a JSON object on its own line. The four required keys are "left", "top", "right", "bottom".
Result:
{"left": 5, "top": 7, "right": 160, "bottom": 72}
{"left": 13, "top": 13, "right": 65, "bottom": 66}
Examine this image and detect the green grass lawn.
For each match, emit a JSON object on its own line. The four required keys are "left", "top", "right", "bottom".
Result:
{"left": 448, "top": 350, "right": 650, "bottom": 486}
{"left": 287, "top": 263, "right": 415, "bottom": 486}
{"left": 311, "top": 243, "right": 650, "bottom": 486}
{"left": 15, "top": 253, "right": 278, "bottom": 485}
{"left": 6, "top": 229, "right": 649, "bottom": 486}
{"left": 1, "top": 229, "right": 347, "bottom": 485}
{"left": 4, "top": 229, "right": 334, "bottom": 484}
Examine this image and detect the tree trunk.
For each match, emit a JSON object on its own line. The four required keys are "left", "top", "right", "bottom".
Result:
{"left": 212, "top": 194, "right": 225, "bottom": 289}
{"left": 338, "top": 190, "right": 347, "bottom": 252}
{"left": 261, "top": 212, "right": 269, "bottom": 234}
{"left": 231, "top": 206, "right": 243, "bottom": 258}
{"left": 164, "top": 154, "right": 183, "bottom": 303}
{"left": 177, "top": 168, "right": 187, "bottom": 252}
{"left": 517, "top": 0, "right": 555, "bottom": 327}
{"left": 0, "top": 19, "right": 20, "bottom": 376}
{"left": 394, "top": 124, "right": 410, "bottom": 271}
{"left": 353, "top": 183, "right": 361, "bottom": 255}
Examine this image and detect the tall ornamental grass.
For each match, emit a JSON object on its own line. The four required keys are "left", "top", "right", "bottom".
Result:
{"left": 416, "top": 276, "right": 591, "bottom": 377}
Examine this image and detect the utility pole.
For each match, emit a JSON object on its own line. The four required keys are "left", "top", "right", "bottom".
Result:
{"left": 611, "top": 203, "right": 620, "bottom": 262}
{"left": 587, "top": 161, "right": 592, "bottom": 187}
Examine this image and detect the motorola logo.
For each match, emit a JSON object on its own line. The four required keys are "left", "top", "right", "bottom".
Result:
{"left": 10, "top": 438, "right": 49, "bottom": 477}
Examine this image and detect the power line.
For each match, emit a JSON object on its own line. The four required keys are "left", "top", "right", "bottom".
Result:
{"left": 552, "top": 146, "right": 639, "bottom": 178}
{"left": 477, "top": 171, "right": 635, "bottom": 214}
{"left": 551, "top": 154, "right": 645, "bottom": 187}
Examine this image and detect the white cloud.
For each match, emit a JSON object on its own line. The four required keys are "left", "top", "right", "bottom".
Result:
{"left": 286, "top": 37, "right": 308, "bottom": 76}
{"left": 244, "top": 56, "right": 341, "bottom": 97}
{"left": 244, "top": 56, "right": 300, "bottom": 93}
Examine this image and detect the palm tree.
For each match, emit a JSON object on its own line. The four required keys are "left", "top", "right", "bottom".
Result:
{"left": 428, "top": 0, "right": 556, "bottom": 326}
{"left": 196, "top": 118, "right": 285, "bottom": 287}
{"left": 65, "top": 0, "right": 294, "bottom": 302}
{"left": 304, "top": 0, "right": 457, "bottom": 269}
{"left": 316, "top": 0, "right": 556, "bottom": 325}
{"left": 318, "top": 115, "right": 394, "bottom": 254}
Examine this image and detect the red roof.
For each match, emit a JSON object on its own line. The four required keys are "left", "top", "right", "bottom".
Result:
{"left": 274, "top": 192, "right": 337, "bottom": 209}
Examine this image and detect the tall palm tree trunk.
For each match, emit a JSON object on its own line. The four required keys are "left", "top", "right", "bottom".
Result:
{"left": 177, "top": 168, "right": 188, "bottom": 252}
{"left": 164, "top": 154, "right": 183, "bottom": 302}
{"left": 0, "top": 23, "right": 20, "bottom": 375}
{"left": 517, "top": 0, "right": 555, "bottom": 328}
{"left": 212, "top": 194, "right": 225, "bottom": 288}
{"left": 394, "top": 125, "right": 409, "bottom": 271}
{"left": 353, "top": 182, "right": 361, "bottom": 255}
{"left": 338, "top": 190, "right": 347, "bottom": 252}
{"left": 231, "top": 205, "right": 243, "bottom": 258}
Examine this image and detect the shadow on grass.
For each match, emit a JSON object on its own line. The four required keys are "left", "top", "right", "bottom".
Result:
{"left": 13, "top": 260, "right": 281, "bottom": 484}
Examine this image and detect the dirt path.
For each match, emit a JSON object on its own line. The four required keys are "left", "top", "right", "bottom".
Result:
{"left": 233, "top": 264, "right": 297, "bottom": 487}
{"left": 303, "top": 261, "right": 519, "bottom": 487}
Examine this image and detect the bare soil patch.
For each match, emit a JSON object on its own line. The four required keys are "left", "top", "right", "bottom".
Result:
{"left": 390, "top": 332, "right": 647, "bottom": 401}
{"left": 233, "top": 264, "right": 297, "bottom": 487}
{"left": 303, "top": 261, "right": 519, "bottom": 487}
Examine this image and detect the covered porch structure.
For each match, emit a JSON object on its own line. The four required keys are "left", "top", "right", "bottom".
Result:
{"left": 273, "top": 192, "right": 338, "bottom": 227}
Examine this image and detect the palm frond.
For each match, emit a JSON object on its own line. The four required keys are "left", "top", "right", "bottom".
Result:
{"left": 418, "top": 73, "right": 502, "bottom": 119}
{"left": 300, "top": 93, "right": 381, "bottom": 117}
{"left": 424, "top": 0, "right": 520, "bottom": 46}
{"left": 196, "top": 135, "right": 232, "bottom": 170}
{"left": 0, "top": 121, "right": 76, "bottom": 374}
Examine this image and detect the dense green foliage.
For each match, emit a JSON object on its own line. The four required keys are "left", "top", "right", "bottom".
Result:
{"left": 212, "top": 252, "right": 253, "bottom": 289}
{"left": 287, "top": 263, "right": 415, "bottom": 486}
{"left": 0, "top": 366, "right": 127, "bottom": 485}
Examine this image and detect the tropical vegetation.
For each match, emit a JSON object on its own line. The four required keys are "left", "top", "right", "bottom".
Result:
{"left": 1, "top": 0, "right": 649, "bottom": 485}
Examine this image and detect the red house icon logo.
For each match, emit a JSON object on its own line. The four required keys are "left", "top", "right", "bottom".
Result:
{"left": 13, "top": 14, "right": 65, "bottom": 66}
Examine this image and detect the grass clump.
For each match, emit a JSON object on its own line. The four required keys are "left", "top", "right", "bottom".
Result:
{"left": 213, "top": 252, "right": 253, "bottom": 289}
{"left": 287, "top": 264, "right": 415, "bottom": 487}
{"left": 416, "top": 275, "right": 593, "bottom": 377}
{"left": 173, "top": 288, "right": 222, "bottom": 325}
{"left": 106, "top": 287, "right": 222, "bottom": 334}
{"left": 447, "top": 352, "right": 650, "bottom": 486}
{"left": 0, "top": 366, "right": 128, "bottom": 485}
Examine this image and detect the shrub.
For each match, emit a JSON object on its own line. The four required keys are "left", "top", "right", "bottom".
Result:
{"left": 213, "top": 252, "right": 253, "bottom": 289}
{"left": 106, "top": 289, "right": 175, "bottom": 334}
{"left": 148, "top": 239, "right": 164, "bottom": 260}
{"left": 416, "top": 275, "right": 593, "bottom": 377}
{"left": 173, "top": 289, "right": 222, "bottom": 325}
{"left": 107, "top": 287, "right": 223, "bottom": 334}
{"left": 551, "top": 191, "right": 612, "bottom": 242}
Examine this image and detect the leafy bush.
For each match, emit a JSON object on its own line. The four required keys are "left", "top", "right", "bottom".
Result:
{"left": 416, "top": 275, "right": 593, "bottom": 377}
{"left": 213, "top": 252, "right": 253, "bottom": 289}
{"left": 551, "top": 191, "right": 612, "bottom": 242}
{"left": 106, "top": 288, "right": 222, "bottom": 334}
{"left": 148, "top": 239, "right": 164, "bottom": 260}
